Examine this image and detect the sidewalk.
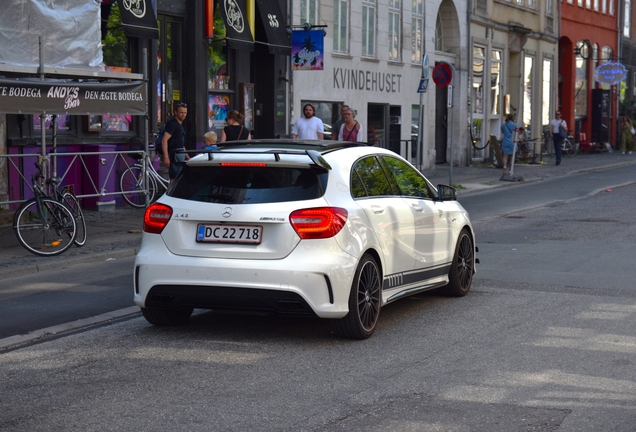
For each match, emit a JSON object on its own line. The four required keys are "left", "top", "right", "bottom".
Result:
{"left": 1, "top": 150, "right": 635, "bottom": 280}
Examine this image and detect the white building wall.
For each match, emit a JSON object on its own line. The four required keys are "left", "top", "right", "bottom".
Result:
{"left": 291, "top": 0, "right": 469, "bottom": 170}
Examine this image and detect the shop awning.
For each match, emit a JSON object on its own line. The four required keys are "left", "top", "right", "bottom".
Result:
{"left": 218, "top": 0, "right": 255, "bottom": 52}
{"left": 117, "top": 0, "right": 159, "bottom": 39}
{"left": 255, "top": 0, "right": 291, "bottom": 55}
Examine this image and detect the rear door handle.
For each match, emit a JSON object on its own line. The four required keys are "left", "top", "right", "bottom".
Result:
{"left": 370, "top": 205, "right": 385, "bottom": 214}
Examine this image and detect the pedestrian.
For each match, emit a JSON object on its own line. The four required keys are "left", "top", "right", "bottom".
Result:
{"left": 161, "top": 102, "right": 188, "bottom": 183}
{"left": 337, "top": 108, "right": 364, "bottom": 142}
{"left": 331, "top": 104, "right": 349, "bottom": 140}
{"left": 549, "top": 110, "right": 568, "bottom": 165}
{"left": 292, "top": 103, "right": 324, "bottom": 140}
{"left": 203, "top": 131, "right": 219, "bottom": 150}
{"left": 500, "top": 113, "right": 517, "bottom": 176}
{"left": 220, "top": 110, "right": 251, "bottom": 142}
{"left": 620, "top": 115, "right": 634, "bottom": 155}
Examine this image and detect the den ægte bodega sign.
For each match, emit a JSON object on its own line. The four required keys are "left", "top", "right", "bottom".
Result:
{"left": 595, "top": 62, "right": 627, "bottom": 85}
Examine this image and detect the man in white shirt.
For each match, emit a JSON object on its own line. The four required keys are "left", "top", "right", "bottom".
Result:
{"left": 292, "top": 103, "right": 324, "bottom": 140}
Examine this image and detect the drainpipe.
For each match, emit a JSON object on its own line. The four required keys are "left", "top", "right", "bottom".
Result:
{"left": 467, "top": 0, "right": 472, "bottom": 166}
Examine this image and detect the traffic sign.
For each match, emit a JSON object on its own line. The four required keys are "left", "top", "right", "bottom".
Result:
{"left": 417, "top": 78, "right": 429, "bottom": 94}
{"left": 433, "top": 63, "right": 453, "bottom": 87}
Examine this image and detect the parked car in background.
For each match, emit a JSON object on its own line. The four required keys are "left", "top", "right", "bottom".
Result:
{"left": 134, "top": 140, "right": 477, "bottom": 339}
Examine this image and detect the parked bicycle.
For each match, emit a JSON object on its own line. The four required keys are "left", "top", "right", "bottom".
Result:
{"left": 13, "top": 160, "right": 86, "bottom": 256}
{"left": 546, "top": 134, "right": 577, "bottom": 158}
{"left": 119, "top": 138, "right": 169, "bottom": 208}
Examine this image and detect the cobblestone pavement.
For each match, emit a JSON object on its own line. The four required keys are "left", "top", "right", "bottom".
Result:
{"left": 1, "top": 149, "right": 634, "bottom": 280}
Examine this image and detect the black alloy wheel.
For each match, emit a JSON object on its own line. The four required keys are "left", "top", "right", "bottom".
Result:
{"left": 442, "top": 229, "right": 474, "bottom": 297}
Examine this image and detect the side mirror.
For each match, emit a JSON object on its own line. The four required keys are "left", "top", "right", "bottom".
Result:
{"left": 436, "top": 184, "right": 457, "bottom": 201}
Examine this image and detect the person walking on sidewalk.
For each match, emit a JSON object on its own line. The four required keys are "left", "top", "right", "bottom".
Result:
{"left": 337, "top": 108, "right": 364, "bottom": 142}
{"left": 500, "top": 113, "right": 517, "bottom": 176}
{"left": 220, "top": 110, "right": 251, "bottom": 142}
{"left": 549, "top": 110, "right": 567, "bottom": 165}
{"left": 620, "top": 115, "right": 634, "bottom": 155}
{"left": 292, "top": 103, "right": 324, "bottom": 140}
{"left": 161, "top": 102, "right": 188, "bottom": 183}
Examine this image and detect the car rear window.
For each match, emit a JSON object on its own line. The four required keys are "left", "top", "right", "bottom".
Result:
{"left": 168, "top": 166, "right": 327, "bottom": 204}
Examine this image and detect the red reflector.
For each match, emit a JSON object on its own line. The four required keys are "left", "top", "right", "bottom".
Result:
{"left": 289, "top": 207, "right": 348, "bottom": 239}
{"left": 220, "top": 162, "right": 267, "bottom": 167}
{"left": 144, "top": 203, "right": 173, "bottom": 234}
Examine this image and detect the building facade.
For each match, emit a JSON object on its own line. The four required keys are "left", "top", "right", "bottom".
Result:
{"left": 470, "top": 0, "right": 559, "bottom": 161}
{"left": 560, "top": 0, "right": 619, "bottom": 147}
{"left": 290, "top": 0, "right": 470, "bottom": 170}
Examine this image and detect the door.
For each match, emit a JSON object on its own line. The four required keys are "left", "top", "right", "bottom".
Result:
{"left": 156, "top": 15, "right": 184, "bottom": 128}
{"left": 351, "top": 156, "right": 415, "bottom": 280}
{"left": 435, "top": 85, "right": 448, "bottom": 164}
{"left": 379, "top": 155, "right": 449, "bottom": 272}
{"left": 367, "top": 104, "right": 388, "bottom": 147}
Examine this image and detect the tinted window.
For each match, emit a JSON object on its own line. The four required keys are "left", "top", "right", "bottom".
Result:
{"left": 352, "top": 156, "right": 394, "bottom": 197}
{"left": 380, "top": 156, "right": 434, "bottom": 199}
{"left": 169, "top": 166, "right": 325, "bottom": 204}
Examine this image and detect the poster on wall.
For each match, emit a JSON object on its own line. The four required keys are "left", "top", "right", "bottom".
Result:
{"left": 208, "top": 94, "right": 230, "bottom": 130}
{"left": 291, "top": 30, "right": 324, "bottom": 71}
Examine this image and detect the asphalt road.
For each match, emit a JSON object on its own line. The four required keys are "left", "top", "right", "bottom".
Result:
{"left": 1, "top": 170, "right": 636, "bottom": 431}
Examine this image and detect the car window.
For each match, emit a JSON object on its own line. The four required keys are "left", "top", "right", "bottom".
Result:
{"left": 169, "top": 166, "right": 326, "bottom": 204}
{"left": 380, "top": 156, "right": 434, "bottom": 199}
{"left": 351, "top": 156, "right": 394, "bottom": 198}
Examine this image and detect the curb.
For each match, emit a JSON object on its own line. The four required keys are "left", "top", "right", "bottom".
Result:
{"left": 0, "top": 247, "right": 139, "bottom": 281}
{"left": 0, "top": 306, "right": 140, "bottom": 352}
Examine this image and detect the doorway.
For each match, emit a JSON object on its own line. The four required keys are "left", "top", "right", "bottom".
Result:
{"left": 435, "top": 86, "right": 448, "bottom": 164}
{"left": 367, "top": 104, "right": 388, "bottom": 147}
{"left": 156, "top": 15, "right": 184, "bottom": 128}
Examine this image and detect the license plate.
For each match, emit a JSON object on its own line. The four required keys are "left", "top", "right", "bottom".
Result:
{"left": 196, "top": 224, "right": 263, "bottom": 244}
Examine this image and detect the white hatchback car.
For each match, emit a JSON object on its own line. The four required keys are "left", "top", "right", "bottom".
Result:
{"left": 134, "top": 140, "right": 477, "bottom": 339}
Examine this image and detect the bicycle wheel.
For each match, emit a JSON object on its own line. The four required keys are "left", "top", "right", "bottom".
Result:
{"left": 562, "top": 138, "right": 576, "bottom": 158}
{"left": 14, "top": 198, "right": 77, "bottom": 256}
{"left": 62, "top": 193, "right": 87, "bottom": 247}
{"left": 120, "top": 165, "right": 157, "bottom": 208}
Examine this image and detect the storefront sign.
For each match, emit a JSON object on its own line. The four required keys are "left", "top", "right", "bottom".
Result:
{"left": 333, "top": 68, "right": 402, "bottom": 93}
{"left": 595, "top": 62, "right": 627, "bottom": 85}
{"left": 291, "top": 30, "right": 324, "bottom": 70}
{"left": 0, "top": 78, "right": 146, "bottom": 114}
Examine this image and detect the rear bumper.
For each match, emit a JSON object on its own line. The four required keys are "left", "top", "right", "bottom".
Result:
{"left": 133, "top": 234, "right": 359, "bottom": 318}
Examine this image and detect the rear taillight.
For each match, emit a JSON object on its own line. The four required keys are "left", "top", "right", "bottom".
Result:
{"left": 289, "top": 207, "right": 347, "bottom": 239}
{"left": 143, "top": 203, "right": 173, "bottom": 234}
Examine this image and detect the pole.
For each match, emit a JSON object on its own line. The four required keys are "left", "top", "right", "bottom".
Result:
{"left": 143, "top": 47, "right": 150, "bottom": 207}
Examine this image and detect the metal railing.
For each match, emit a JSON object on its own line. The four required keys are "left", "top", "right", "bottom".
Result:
{"left": 0, "top": 149, "right": 153, "bottom": 209}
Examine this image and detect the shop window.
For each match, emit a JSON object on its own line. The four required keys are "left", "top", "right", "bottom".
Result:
{"left": 542, "top": 59, "right": 552, "bottom": 126}
{"left": 491, "top": 50, "right": 501, "bottom": 115}
{"left": 33, "top": 115, "right": 71, "bottom": 133}
{"left": 208, "top": 3, "right": 229, "bottom": 91}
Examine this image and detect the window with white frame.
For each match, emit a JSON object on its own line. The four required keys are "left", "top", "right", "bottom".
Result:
{"left": 435, "top": 13, "right": 443, "bottom": 51}
{"left": 586, "top": 0, "right": 591, "bottom": 8}
{"left": 473, "top": 46, "right": 485, "bottom": 115}
{"left": 528, "top": 0, "right": 535, "bottom": 8}
{"left": 578, "top": 0, "right": 583, "bottom": 7}
{"left": 610, "top": 0, "right": 614, "bottom": 14}
{"left": 411, "top": 0, "right": 423, "bottom": 63}
{"left": 523, "top": 56, "right": 534, "bottom": 128}
{"left": 602, "top": 0, "right": 607, "bottom": 13}
{"left": 362, "top": 0, "right": 376, "bottom": 57}
{"left": 594, "top": 0, "right": 599, "bottom": 11}
{"left": 547, "top": 0, "right": 553, "bottom": 14}
{"left": 491, "top": 50, "right": 502, "bottom": 115}
{"left": 388, "top": 0, "right": 401, "bottom": 61}
{"left": 625, "top": 0, "right": 631, "bottom": 37}
{"left": 333, "top": 0, "right": 349, "bottom": 53}
{"left": 542, "top": 59, "right": 552, "bottom": 126}
{"left": 300, "top": 0, "right": 318, "bottom": 25}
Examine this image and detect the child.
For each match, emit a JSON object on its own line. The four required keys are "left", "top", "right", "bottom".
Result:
{"left": 203, "top": 131, "right": 219, "bottom": 150}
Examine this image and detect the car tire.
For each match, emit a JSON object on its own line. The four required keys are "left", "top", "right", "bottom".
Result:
{"left": 333, "top": 254, "right": 382, "bottom": 339}
{"left": 441, "top": 228, "right": 474, "bottom": 297}
{"left": 141, "top": 306, "right": 194, "bottom": 326}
